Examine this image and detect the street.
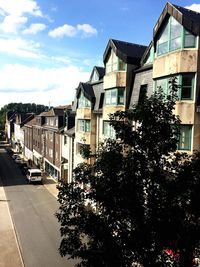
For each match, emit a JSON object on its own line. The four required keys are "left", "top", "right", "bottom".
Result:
{"left": 0, "top": 148, "right": 77, "bottom": 267}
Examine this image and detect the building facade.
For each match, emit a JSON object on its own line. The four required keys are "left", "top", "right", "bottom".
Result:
{"left": 13, "top": 2, "right": 200, "bottom": 182}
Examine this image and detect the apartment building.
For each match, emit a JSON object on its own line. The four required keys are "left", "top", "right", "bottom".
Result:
{"left": 74, "top": 66, "right": 105, "bottom": 166}
{"left": 152, "top": 3, "right": 200, "bottom": 152}
{"left": 14, "top": 113, "right": 35, "bottom": 153}
{"left": 5, "top": 111, "right": 17, "bottom": 144}
{"left": 20, "top": 2, "right": 200, "bottom": 183}
{"left": 23, "top": 105, "right": 75, "bottom": 180}
{"left": 23, "top": 117, "right": 36, "bottom": 161}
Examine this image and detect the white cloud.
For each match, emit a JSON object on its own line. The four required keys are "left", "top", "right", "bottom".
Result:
{"left": 49, "top": 23, "right": 97, "bottom": 38}
{"left": 23, "top": 23, "right": 46, "bottom": 34}
{"left": 0, "top": 37, "right": 41, "bottom": 58}
{"left": 48, "top": 24, "right": 77, "bottom": 38}
{"left": 0, "top": 15, "right": 27, "bottom": 33}
{"left": 0, "top": 0, "right": 43, "bottom": 17}
{"left": 0, "top": 64, "right": 90, "bottom": 108}
{"left": 185, "top": 4, "right": 200, "bottom": 13}
{"left": 77, "top": 24, "right": 97, "bottom": 37}
{"left": 0, "top": 0, "right": 44, "bottom": 33}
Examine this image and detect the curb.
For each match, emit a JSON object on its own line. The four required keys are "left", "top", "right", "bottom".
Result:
{"left": 0, "top": 178, "right": 24, "bottom": 267}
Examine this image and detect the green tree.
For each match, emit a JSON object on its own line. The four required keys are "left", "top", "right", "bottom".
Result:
{"left": 0, "top": 102, "right": 48, "bottom": 130}
{"left": 56, "top": 79, "right": 198, "bottom": 266}
{"left": 162, "top": 151, "right": 200, "bottom": 267}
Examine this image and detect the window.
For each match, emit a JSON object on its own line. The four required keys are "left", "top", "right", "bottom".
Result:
{"left": 180, "top": 75, "right": 194, "bottom": 100}
{"left": 48, "top": 132, "right": 53, "bottom": 142}
{"left": 78, "top": 120, "right": 91, "bottom": 132}
{"left": 105, "top": 49, "right": 126, "bottom": 74}
{"left": 91, "top": 69, "right": 99, "bottom": 82}
{"left": 178, "top": 125, "right": 192, "bottom": 150}
{"left": 105, "top": 88, "right": 125, "bottom": 105}
{"left": 103, "top": 121, "right": 115, "bottom": 139}
{"left": 184, "top": 30, "right": 196, "bottom": 48}
{"left": 78, "top": 92, "right": 91, "bottom": 108}
{"left": 138, "top": 85, "right": 148, "bottom": 104}
{"left": 143, "top": 47, "right": 154, "bottom": 65}
{"left": 54, "top": 118, "right": 58, "bottom": 126}
{"left": 64, "top": 135, "right": 67, "bottom": 145}
{"left": 157, "top": 17, "right": 196, "bottom": 56}
{"left": 49, "top": 148, "right": 53, "bottom": 158}
{"left": 155, "top": 74, "right": 194, "bottom": 100}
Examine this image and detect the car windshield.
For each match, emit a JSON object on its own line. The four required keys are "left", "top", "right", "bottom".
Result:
{"left": 30, "top": 172, "right": 41, "bottom": 177}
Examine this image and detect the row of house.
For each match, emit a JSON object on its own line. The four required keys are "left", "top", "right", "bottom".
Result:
{"left": 6, "top": 2, "right": 200, "bottom": 182}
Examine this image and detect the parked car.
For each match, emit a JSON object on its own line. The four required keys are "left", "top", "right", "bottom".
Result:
{"left": 26, "top": 169, "right": 43, "bottom": 183}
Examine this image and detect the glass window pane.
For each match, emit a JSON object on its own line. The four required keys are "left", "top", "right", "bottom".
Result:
{"left": 156, "top": 79, "right": 167, "bottom": 94}
{"left": 170, "top": 37, "right": 181, "bottom": 51}
{"left": 178, "top": 125, "right": 191, "bottom": 150}
{"left": 184, "top": 34, "right": 196, "bottom": 48}
{"left": 111, "top": 89, "right": 117, "bottom": 104}
{"left": 118, "top": 59, "right": 126, "bottom": 70}
{"left": 182, "top": 75, "right": 193, "bottom": 87}
{"left": 181, "top": 87, "right": 191, "bottom": 99}
{"left": 118, "top": 88, "right": 124, "bottom": 104}
{"left": 170, "top": 18, "right": 181, "bottom": 39}
{"left": 158, "top": 42, "right": 168, "bottom": 55}
{"left": 158, "top": 22, "right": 168, "bottom": 43}
{"left": 85, "top": 121, "right": 90, "bottom": 132}
{"left": 181, "top": 75, "right": 193, "bottom": 100}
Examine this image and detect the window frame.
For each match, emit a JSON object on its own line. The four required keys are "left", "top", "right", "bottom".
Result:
{"left": 178, "top": 125, "right": 192, "bottom": 151}
{"left": 78, "top": 119, "right": 91, "bottom": 133}
{"left": 78, "top": 92, "right": 91, "bottom": 108}
{"left": 154, "top": 74, "right": 194, "bottom": 100}
{"left": 105, "top": 87, "right": 125, "bottom": 106}
{"left": 105, "top": 49, "right": 126, "bottom": 74}
{"left": 156, "top": 16, "right": 196, "bottom": 57}
{"left": 103, "top": 121, "right": 116, "bottom": 139}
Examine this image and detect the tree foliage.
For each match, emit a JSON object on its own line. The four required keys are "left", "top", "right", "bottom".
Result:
{"left": 56, "top": 78, "right": 200, "bottom": 267}
{"left": 0, "top": 102, "right": 48, "bottom": 130}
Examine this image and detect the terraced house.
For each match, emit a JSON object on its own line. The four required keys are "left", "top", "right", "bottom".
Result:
{"left": 152, "top": 3, "right": 200, "bottom": 152}
{"left": 21, "top": 2, "right": 200, "bottom": 182}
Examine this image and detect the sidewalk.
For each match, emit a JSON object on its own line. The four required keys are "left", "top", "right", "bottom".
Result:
{"left": 42, "top": 175, "right": 59, "bottom": 199}
{"left": 0, "top": 181, "right": 24, "bottom": 267}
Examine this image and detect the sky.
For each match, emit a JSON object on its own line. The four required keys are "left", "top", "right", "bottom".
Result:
{"left": 0, "top": 0, "right": 199, "bottom": 109}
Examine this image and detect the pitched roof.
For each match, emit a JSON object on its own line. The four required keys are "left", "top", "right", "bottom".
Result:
{"left": 94, "top": 66, "right": 105, "bottom": 79}
{"left": 103, "top": 39, "right": 147, "bottom": 65}
{"left": 39, "top": 107, "right": 66, "bottom": 117}
{"left": 66, "top": 126, "right": 75, "bottom": 137}
{"left": 153, "top": 2, "right": 200, "bottom": 42}
{"left": 24, "top": 117, "right": 37, "bottom": 127}
{"left": 76, "top": 82, "right": 95, "bottom": 101}
{"left": 89, "top": 66, "right": 105, "bottom": 83}
{"left": 54, "top": 104, "right": 72, "bottom": 110}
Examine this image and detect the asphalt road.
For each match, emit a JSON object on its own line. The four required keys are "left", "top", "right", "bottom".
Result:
{"left": 0, "top": 148, "right": 77, "bottom": 267}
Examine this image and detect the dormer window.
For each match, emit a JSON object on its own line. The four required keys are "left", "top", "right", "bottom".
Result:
{"left": 156, "top": 16, "right": 196, "bottom": 56}
{"left": 143, "top": 47, "right": 154, "bottom": 65}
{"left": 105, "top": 49, "right": 126, "bottom": 74}
{"left": 91, "top": 69, "right": 99, "bottom": 82}
{"left": 78, "top": 92, "right": 91, "bottom": 108}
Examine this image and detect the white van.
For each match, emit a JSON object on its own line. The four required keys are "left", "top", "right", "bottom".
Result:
{"left": 26, "top": 169, "right": 42, "bottom": 183}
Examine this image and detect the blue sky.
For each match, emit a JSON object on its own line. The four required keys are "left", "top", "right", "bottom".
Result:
{"left": 0, "top": 0, "right": 199, "bottom": 108}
